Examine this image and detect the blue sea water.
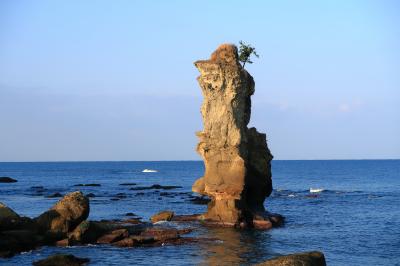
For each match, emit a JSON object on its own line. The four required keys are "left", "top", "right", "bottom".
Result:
{"left": 0, "top": 160, "right": 399, "bottom": 266}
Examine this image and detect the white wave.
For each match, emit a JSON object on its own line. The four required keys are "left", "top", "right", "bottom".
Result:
{"left": 142, "top": 169, "right": 158, "bottom": 173}
{"left": 310, "top": 188, "right": 324, "bottom": 193}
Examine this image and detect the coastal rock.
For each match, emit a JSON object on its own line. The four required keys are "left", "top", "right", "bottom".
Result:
{"left": 192, "top": 44, "right": 274, "bottom": 226}
{"left": 96, "top": 228, "right": 129, "bottom": 244}
{"left": 150, "top": 210, "right": 174, "bottom": 223}
{"left": 68, "top": 220, "right": 104, "bottom": 244}
{"left": 0, "top": 177, "right": 17, "bottom": 183}
{"left": 33, "top": 254, "right": 90, "bottom": 266}
{"left": 0, "top": 229, "right": 41, "bottom": 258}
{"left": 0, "top": 202, "right": 20, "bottom": 230}
{"left": 255, "top": 251, "right": 326, "bottom": 266}
{"left": 35, "top": 191, "right": 89, "bottom": 236}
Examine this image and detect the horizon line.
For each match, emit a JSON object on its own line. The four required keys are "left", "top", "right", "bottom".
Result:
{"left": 0, "top": 158, "right": 399, "bottom": 163}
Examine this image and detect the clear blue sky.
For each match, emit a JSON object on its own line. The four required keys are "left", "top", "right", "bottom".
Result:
{"left": 0, "top": 0, "right": 399, "bottom": 161}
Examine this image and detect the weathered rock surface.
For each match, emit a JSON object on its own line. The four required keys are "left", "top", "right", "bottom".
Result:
{"left": 255, "top": 251, "right": 327, "bottom": 266}
{"left": 192, "top": 44, "right": 275, "bottom": 227}
{"left": 35, "top": 191, "right": 89, "bottom": 236}
{"left": 0, "top": 194, "right": 199, "bottom": 258}
{"left": 150, "top": 210, "right": 175, "bottom": 223}
{"left": 33, "top": 254, "right": 90, "bottom": 266}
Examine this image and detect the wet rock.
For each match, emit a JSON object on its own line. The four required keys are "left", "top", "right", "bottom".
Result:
{"left": 0, "top": 177, "right": 17, "bottom": 183}
{"left": 125, "top": 212, "right": 136, "bottom": 216}
{"left": 150, "top": 210, "right": 174, "bottom": 223}
{"left": 45, "top": 192, "right": 63, "bottom": 198}
{"left": 68, "top": 220, "right": 104, "bottom": 244}
{"left": 86, "top": 193, "right": 95, "bottom": 198}
{"left": 119, "top": 183, "right": 137, "bottom": 186}
{"left": 0, "top": 203, "right": 35, "bottom": 232}
{"left": 141, "top": 227, "right": 179, "bottom": 241}
{"left": 130, "top": 184, "right": 182, "bottom": 191}
{"left": 255, "top": 251, "right": 326, "bottom": 266}
{"left": 97, "top": 228, "right": 129, "bottom": 244}
{"left": 114, "top": 193, "right": 127, "bottom": 199}
{"left": 74, "top": 183, "right": 101, "bottom": 187}
{"left": 192, "top": 44, "right": 275, "bottom": 226}
{"left": 0, "top": 202, "right": 20, "bottom": 230}
{"left": 0, "top": 230, "right": 42, "bottom": 258}
{"left": 55, "top": 238, "right": 70, "bottom": 247}
{"left": 33, "top": 254, "right": 90, "bottom": 266}
{"left": 35, "top": 191, "right": 90, "bottom": 236}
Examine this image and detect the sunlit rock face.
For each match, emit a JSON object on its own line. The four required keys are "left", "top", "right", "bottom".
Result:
{"left": 192, "top": 44, "right": 273, "bottom": 226}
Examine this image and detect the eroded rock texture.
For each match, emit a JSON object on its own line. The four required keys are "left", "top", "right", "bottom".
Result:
{"left": 192, "top": 44, "right": 273, "bottom": 227}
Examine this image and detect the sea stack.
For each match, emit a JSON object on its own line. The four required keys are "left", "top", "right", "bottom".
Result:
{"left": 192, "top": 44, "right": 276, "bottom": 228}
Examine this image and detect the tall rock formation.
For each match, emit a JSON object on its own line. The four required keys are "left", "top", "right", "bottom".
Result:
{"left": 192, "top": 44, "right": 275, "bottom": 227}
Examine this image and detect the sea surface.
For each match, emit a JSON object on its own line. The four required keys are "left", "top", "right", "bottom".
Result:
{"left": 0, "top": 160, "right": 399, "bottom": 266}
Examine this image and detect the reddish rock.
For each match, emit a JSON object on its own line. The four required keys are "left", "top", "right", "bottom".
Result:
{"left": 97, "top": 229, "right": 129, "bottom": 244}
{"left": 150, "top": 210, "right": 174, "bottom": 223}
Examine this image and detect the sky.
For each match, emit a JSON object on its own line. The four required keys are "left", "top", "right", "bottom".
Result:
{"left": 0, "top": 0, "right": 399, "bottom": 161}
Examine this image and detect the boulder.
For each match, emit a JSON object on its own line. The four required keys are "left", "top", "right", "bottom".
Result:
{"left": 33, "top": 254, "right": 90, "bottom": 266}
{"left": 255, "top": 251, "right": 326, "bottom": 266}
{"left": 0, "top": 177, "right": 17, "bottom": 183}
{"left": 68, "top": 220, "right": 104, "bottom": 244}
{"left": 0, "top": 230, "right": 42, "bottom": 258}
{"left": 35, "top": 191, "right": 89, "bottom": 236}
{"left": 0, "top": 202, "right": 20, "bottom": 230}
{"left": 192, "top": 44, "right": 275, "bottom": 226}
{"left": 150, "top": 211, "right": 174, "bottom": 223}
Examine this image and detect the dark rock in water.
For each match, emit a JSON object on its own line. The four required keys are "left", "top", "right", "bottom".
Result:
{"left": 114, "top": 193, "right": 127, "bottom": 199}
{"left": 0, "top": 177, "right": 17, "bottom": 183}
{"left": 86, "top": 193, "right": 96, "bottom": 198}
{"left": 68, "top": 220, "right": 105, "bottom": 245}
{"left": 150, "top": 210, "right": 174, "bottom": 223}
{"left": 96, "top": 228, "right": 129, "bottom": 244}
{"left": 35, "top": 191, "right": 90, "bottom": 237}
{"left": 192, "top": 44, "right": 276, "bottom": 227}
{"left": 0, "top": 202, "right": 20, "bottom": 230}
{"left": 33, "top": 254, "right": 90, "bottom": 266}
{"left": 130, "top": 184, "right": 182, "bottom": 191}
{"left": 74, "top": 183, "right": 101, "bottom": 187}
{"left": 189, "top": 196, "right": 211, "bottom": 205}
{"left": 125, "top": 212, "right": 136, "bottom": 216}
{"left": 31, "top": 186, "right": 44, "bottom": 189}
{"left": 119, "top": 183, "right": 137, "bottom": 186}
{"left": 0, "top": 202, "right": 36, "bottom": 232}
{"left": 255, "top": 251, "right": 326, "bottom": 266}
{"left": 0, "top": 229, "right": 42, "bottom": 258}
{"left": 45, "top": 192, "right": 63, "bottom": 198}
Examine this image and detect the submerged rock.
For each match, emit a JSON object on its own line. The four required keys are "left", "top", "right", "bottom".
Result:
{"left": 150, "top": 210, "right": 174, "bottom": 223}
{"left": 130, "top": 184, "right": 182, "bottom": 191}
{"left": 0, "top": 177, "right": 17, "bottom": 183}
{"left": 33, "top": 254, "right": 90, "bottom": 266}
{"left": 35, "top": 191, "right": 89, "bottom": 236}
{"left": 255, "top": 251, "right": 326, "bottom": 266}
{"left": 73, "top": 183, "right": 101, "bottom": 187}
{"left": 192, "top": 44, "right": 275, "bottom": 227}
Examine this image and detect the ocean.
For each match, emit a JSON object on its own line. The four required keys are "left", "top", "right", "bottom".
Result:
{"left": 0, "top": 160, "right": 399, "bottom": 265}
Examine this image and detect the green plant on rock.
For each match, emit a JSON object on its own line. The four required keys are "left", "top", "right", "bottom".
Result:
{"left": 238, "top": 41, "right": 259, "bottom": 68}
